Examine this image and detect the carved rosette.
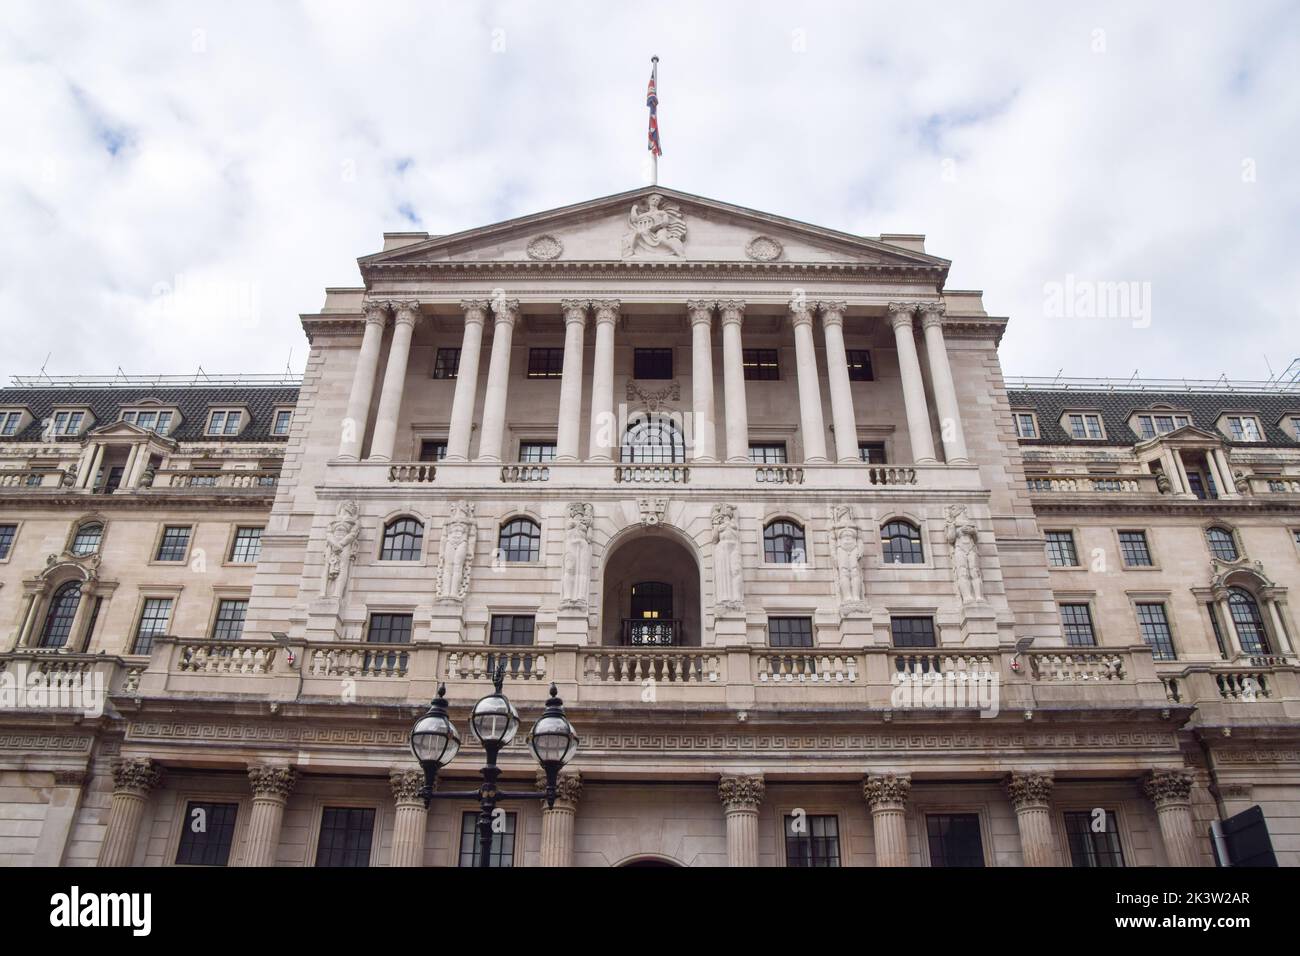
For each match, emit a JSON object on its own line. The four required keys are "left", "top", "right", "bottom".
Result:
{"left": 718, "top": 774, "right": 765, "bottom": 813}
{"left": 248, "top": 765, "right": 298, "bottom": 802}
{"left": 744, "top": 235, "right": 783, "bottom": 261}
{"left": 863, "top": 772, "right": 912, "bottom": 811}
{"left": 389, "top": 768, "right": 427, "bottom": 807}
{"left": 536, "top": 769, "right": 583, "bottom": 809}
{"left": 1005, "top": 771, "right": 1054, "bottom": 811}
{"left": 111, "top": 758, "right": 162, "bottom": 797}
{"left": 526, "top": 234, "right": 564, "bottom": 260}
{"left": 1143, "top": 769, "right": 1194, "bottom": 808}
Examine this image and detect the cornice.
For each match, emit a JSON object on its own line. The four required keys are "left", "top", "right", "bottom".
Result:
{"left": 361, "top": 258, "right": 948, "bottom": 284}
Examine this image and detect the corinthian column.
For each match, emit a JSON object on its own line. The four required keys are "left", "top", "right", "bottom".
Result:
{"left": 587, "top": 300, "right": 620, "bottom": 461}
{"left": 389, "top": 769, "right": 429, "bottom": 867}
{"left": 888, "top": 303, "right": 936, "bottom": 463}
{"left": 537, "top": 770, "right": 583, "bottom": 867}
{"left": 97, "top": 758, "right": 162, "bottom": 867}
{"left": 718, "top": 300, "right": 750, "bottom": 462}
{"left": 819, "top": 301, "right": 861, "bottom": 463}
{"left": 445, "top": 299, "right": 489, "bottom": 461}
{"left": 687, "top": 300, "right": 717, "bottom": 461}
{"left": 1144, "top": 770, "right": 1202, "bottom": 867}
{"left": 1006, "top": 771, "right": 1059, "bottom": 867}
{"left": 555, "top": 300, "right": 589, "bottom": 461}
{"left": 919, "top": 302, "right": 968, "bottom": 463}
{"left": 476, "top": 298, "right": 520, "bottom": 461}
{"left": 340, "top": 301, "right": 389, "bottom": 459}
{"left": 239, "top": 765, "right": 297, "bottom": 867}
{"left": 863, "top": 772, "right": 911, "bottom": 867}
{"left": 790, "top": 297, "right": 828, "bottom": 462}
{"left": 367, "top": 300, "right": 421, "bottom": 461}
{"left": 718, "top": 774, "right": 764, "bottom": 867}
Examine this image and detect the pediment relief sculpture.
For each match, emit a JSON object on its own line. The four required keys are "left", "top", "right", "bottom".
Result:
{"left": 621, "top": 193, "right": 687, "bottom": 258}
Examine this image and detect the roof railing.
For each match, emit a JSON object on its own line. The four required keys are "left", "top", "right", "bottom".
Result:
{"left": 1004, "top": 373, "right": 1300, "bottom": 395}
{"left": 8, "top": 373, "right": 303, "bottom": 389}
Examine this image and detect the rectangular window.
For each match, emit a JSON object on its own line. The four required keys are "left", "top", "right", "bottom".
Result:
{"left": 1227, "top": 416, "right": 1261, "bottom": 441}
{"left": 224, "top": 411, "right": 242, "bottom": 435}
{"left": 519, "top": 442, "right": 557, "bottom": 463}
{"left": 366, "top": 613, "right": 413, "bottom": 644}
{"left": 0, "top": 411, "right": 22, "bottom": 436}
{"left": 489, "top": 615, "right": 535, "bottom": 646}
{"left": 0, "top": 524, "right": 15, "bottom": 560}
{"left": 175, "top": 801, "right": 239, "bottom": 866}
{"left": 459, "top": 810, "right": 516, "bottom": 867}
{"left": 768, "top": 616, "right": 814, "bottom": 648}
{"left": 1118, "top": 530, "right": 1153, "bottom": 567}
{"left": 891, "top": 616, "right": 937, "bottom": 648}
{"left": 1136, "top": 602, "right": 1176, "bottom": 660}
{"left": 156, "top": 526, "right": 192, "bottom": 562}
{"left": 433, "top": 347, "right": 461, "bottom": 379}
{"left": 927, "top": 813, "right": 984, "bottom": 867}
{"left": 846, "top": 350, "right": 873, "bottom": 382}
{"left": 1135, "top": 415, "right": 1155, "bottom": 439}
{"left": 207, "top": 411, "right": 225, "bottom": 435}
{"left": 1014, "top": 414, "right": 1038, "bottom": 439}
{"left": 419, "top": 440, "right": 447, "bottom": 462}
{"left": 135, "top": 411, "right": 157, "bottom": 431}
{"left": 526, "top": 347, "right": 565, "bottom": 378}
{"left": 211, "top": 599, "right": 248, "bottom": 640}
{"left": 1186, "top": 471, "right": 1207, "bottom": 500}
{"left": 1067, "top": 413, "right": 1104, "bottom": 440}
{"left": 315, "top": 807, "right": 375, "bottom": 867}
{"left": 273, "top": 410, "right": 293, "bottom": 435}
{"left": 742, "top": 349, "right": 779, "bottom": 380}
{"left": 633, "top": 348, "right": 673, "bottom": 380}
{"left": 1045, "top": 530, "right": 1079, "bottom": 567}
{"left": 1059, "top": 603, "right": 1097, "bottom": 646}
{"left": 229, "top": 527, "right": 263, "bottom": 563}
{"left": 1063, "top": 810, "right": 1125, "bottom": 867}
{"left": 133, "top": 598, "right": 173, "bottom": 655}
{"left": 749, "top": 442, "right": 787, "bottom": 464}
{"left": 858, "top": 442, "right": 887, "bottom": 464}
{"left": 785, "top": 814, "right": 841, "bottom": 867}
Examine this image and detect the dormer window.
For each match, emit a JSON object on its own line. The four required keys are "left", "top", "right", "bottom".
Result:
{"left": 1013, "top": 412, "right": 1038, "bottom": 439}
{"left": 1223, "top": 415, "right": 1262, "bottom": 442}
{"left": 1064, "top": 413, "right": 1104, "bottom": 440}
{"left": 272, "top": 409, "right": 293, "bottom": 436}
{"left": 50, "top": 409, "right": 90, "bottom": 437}
{"left": 1133, "top": 413, "right": 1190, "bottom": 439}
{"left": 121, "top": 409, "right": 175, "bottom": 435}
{"left": 206, "top": 409, "right": 245, "bottom": 437}
{"left": 0, "top": 409, "right": 27, "bottom": 437}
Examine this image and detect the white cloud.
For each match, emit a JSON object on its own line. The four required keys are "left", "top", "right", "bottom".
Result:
{"left": 1, "top": 0, "right": 1297, "bottom": 383}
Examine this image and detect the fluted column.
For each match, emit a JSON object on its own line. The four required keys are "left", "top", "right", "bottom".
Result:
{"left": 790, "top": 297, "right": 828, "bottom": 463}
{"left": 97, "top": 758, "right": 162, "bottom": 867}
{"left": 537, "top": 770, "right": 583, "bottom": 867}
{"left": 818, "top": 300, "right": 860, "bottom": 462}
{"left": 1144, "top": 770, "right": 1202, "bottom": 867}
{"left": 719, "top": 300, "right": 750, "bottom": 462}
{"left": 864, "top": 772, "right": 911, "bottom": 867}
{"left": 367, "top": 300, "right": 421, "bottom": 462}
{"left": 445, "top": 299, "right": 489, "bottom": 461}
{"left": 556, "top": 300, "right": 589, "bottom": 461}
{"left": 1006, "top": 771, "right": 1059, "bottom": 867}
{"left": 476, "top": 298, "right": 520, "bottom": 462}
{"left": 338, "top": 301, "right": 389, "bottom": 459}
{"left": 389, "top": 769, "right": 429, "bottom": 867}
{"left": 919, "top": 302, "right": 968, "bottom": 463}
{"left": 586, "top": 300, "right": 620, "bottom": 461}
{"left": 688, "top": 300, "right": 717, "bottom": 462}
{"left": 718, "top": 774, "right": 764, "bottom": 867}
{"left": 888, "top": 303, "right": 936, "bottom": 463}
{"left": 239, "top": 765, "right": 297, "bottom": 867}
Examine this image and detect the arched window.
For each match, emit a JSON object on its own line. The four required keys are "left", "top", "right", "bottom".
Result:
{"left": 71, "top": 522, "right": 103, "bottom": 556}
{"left": 380, "top": 517, "right": 424, "bottom": 561}
{"left": 40, "top": 580, "right": 82, "bottom": 649}
{"left": 498, "top": 517, "right": 541, "bottom": 562}
{"left": 621, "top": 414, "right": 685, "bottom": 464}
{"left": 763, "top": 520, "right": 806, "bottom": 564}
{"left": 882, "top": 520, "right": 924, "bottom": 564}
{"left": 1205, "top": 527, "right": 1238, "bottom": 562}
{"left": 1228, "top": 587, "right": 1270, "bottom": 655}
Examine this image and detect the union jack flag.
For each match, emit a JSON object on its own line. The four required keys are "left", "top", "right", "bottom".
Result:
{"left": 646, "top": 60, "right": 662, "bottom": 157}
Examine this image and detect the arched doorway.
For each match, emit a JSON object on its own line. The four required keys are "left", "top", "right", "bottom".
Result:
{"left": 601, "top": 528, "right": 701, "bottom": 646}
{"left": 618, "top": 856, "right": 682, "bottom": 867}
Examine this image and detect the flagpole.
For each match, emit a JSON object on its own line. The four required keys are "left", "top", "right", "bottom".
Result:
{"left": 651, "top": 56, "right": 659, "bottom": 185}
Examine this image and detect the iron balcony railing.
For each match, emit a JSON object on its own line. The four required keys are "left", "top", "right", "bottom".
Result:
{"left": 623, "top": 618, "right": 681, "bottom": 646}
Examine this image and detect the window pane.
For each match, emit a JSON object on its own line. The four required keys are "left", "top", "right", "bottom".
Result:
{"left": 498, "top": 518, "right": 540, "bottom": 562}
{"left": 768, "top": 617, "right": 813, "bottom": 648}
{"left": 489, "top": 615, "right": 535, "bottom": 646}
{"left": 1135, "top": 603, "right": 1175, "bottom": 660}
{"left": 0, "top": 524, "right": 16, "bottom": 560}
{"left": 316, "top": 807, "right": 375, "bottom": 867}
{"left": 1205, "top": 528, "right": 1238, "bottom": 562}
{"left": 459, "top": 810, "right": 516, "bottom": 867}
{"left": 1059, "top": 603, "right": 1096, "bottom": 646}
{"left": 527, "top": 348, "right": 565, "bottom": 378}
{"left": 175, "top": 801, "right": 239, "bottom": 866}
{"left": 1118, "top": 531, "right": 1152, "bottom": 566}
{"left": 208, "top": 411, "right": 224, "bottom": 433}
{"left": 742, "top": 349, "right": 779, "bottom": 380}
{"left": 785, "top": 814, "right": 841, "bottom": 867}
{"left": 858, "top": 442, "right": 887, "bottom": 463}
{"left": 882, "top": 521, "right": 924, "bottom": 564}
{"left": 763, "top": 521, "right": 806, "bottom": 564}
{"left": 433, "top": 347, "right": 461, "bottom": 379}
{"left": 622, "top": 416, "right": 685, "bottom": 463}
{"left": 367, "top": 613, "right": 413, "bottom": 644}
{"left": 134, "top": 598, "right": 173, "bottom": 655}
{"left": 212, "top": 599, "right": 248, "bottom": 640}
{"left": 1064, "top": 810, "right": 1124, "bottom": 867}
{"left": 1228, "top": 587, "right": 1270, "bottom": 655}
{"left": 230, "top": 527, "right": 263, "bottom": 563}
{"left": 39, "top": 581, "right": 82, "bottom": 649}
{"left": 750, "top": 442, "right": 787, "bottom": 464}
{"left": 72, "top": 523, "right": 103, "bottom": 556}
{"left": 633, "top": 348, "right": 673, "bottom": 379}
{"left": 380, "top": 518, "right": 424, "bottom": 561}
{"left": 156, "top": 526, "right": 192, "bottom": 561}
{"left": 891, "top": 616, "right": 936, "bottom": 648}
{"left": 519, "top": 442, "right": 556, "bottom": 463}
{"left": 846, "top": 350, "right": 873, "bottom": 382}
{"left": 273, "top": 410, "right": 292, "bottom": 435}
{"left": 927, "top": 814, "right": 984, "bottom": 867}
{"left": 419, "top": 440, "right": 447, "bottom": 462}
{"left": 1045, "top": 530, "right": 1078, "bottom": 567}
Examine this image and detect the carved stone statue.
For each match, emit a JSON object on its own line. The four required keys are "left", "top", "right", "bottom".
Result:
{"left": 945, "top": 505, "right": 985, "bottom": 604}
{"left": 711, "top": 503, "right": 744, "bottom": 611}
{"left": 831, "top": 505, "right": 866, "bottom": 613}
{"left": 60, "top": 463, "right": 78, "bottom": 488}
{"left": 437, "top": 501, "right": 476, "bottom": 604}
{"left": 322, "top": 499, "right": 360, "bottom": 599}
{"left": 621, "top": 193, "right": 687, "bottom": 258}
{"left": 559, "top": 503, "right": 594, "bottom": 611}
{"left": 1233, "top": 470, "right": 1250, "bottom": 495}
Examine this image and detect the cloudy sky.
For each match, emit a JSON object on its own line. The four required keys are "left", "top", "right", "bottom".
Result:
{"left": 2, "top": 1, "right": 1297, "bottom": 385}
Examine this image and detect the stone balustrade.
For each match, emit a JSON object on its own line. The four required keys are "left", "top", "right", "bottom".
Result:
{"left": 500, "top": 464, "right": 549, "bottom": 482}
{"left": 755, "top": 652, "right": 858, "bottom": 683}
{"left": 178, "top": 640, "right": 279, "bottom": 674}
{"left": 1026, "top": 650, "right": 1127, "bottom": 682}
{"left": 445, "top": 648, "right": 548, "bottom": 681}
{"left": 387, "top": 463, "right": 435, "bottom": 482}
{"left": 307, "top": 644, "right": 410, "bottom": 678}
{"left": 1025, "top": 473, "right": 1161, "bottom": 495}
{"left": 582, "top": 648, "right": 722, "bottom": 684}
{"left": 0, "top": 469, "right": 66, "bottom": 488}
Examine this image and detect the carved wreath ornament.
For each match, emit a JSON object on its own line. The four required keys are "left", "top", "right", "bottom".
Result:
{"left": 526, "top": 235, "right": 563, "bottom": 260}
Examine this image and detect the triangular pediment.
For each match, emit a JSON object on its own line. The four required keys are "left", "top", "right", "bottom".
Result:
{"left": 360, "top": 186, "right": 949, "bottom": 276}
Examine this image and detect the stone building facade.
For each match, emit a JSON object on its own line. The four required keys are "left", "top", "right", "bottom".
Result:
{"left": 1, "top": 186, "right": 1296, "bottom": 867}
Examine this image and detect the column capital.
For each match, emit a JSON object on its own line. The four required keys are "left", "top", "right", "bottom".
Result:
{"left": 887, "top": 301, "right": 918, "bottom": 329}
{"left": 361, "top": 299, "right": 390, "bottom": 327}
{"left": 391, "top": 299, "right": 422, "bottom": 328}
{"left": 247, "top": 764, "right": 298, "bottom": 801}
{"left": 1005, "top": 770, "right": 1054, "bottom": 811}
{"left": 460, "top": 298, "right": 490, "bottom": 325}
{"left": 718, "top": 774, "right": 765, "bottom": 812}
{"left": 789, "top": 298, "right": 815, "bottom": 329}
{"left": 111, "top": 757, "right": 162, "bottom": 797}
{"left": 560, "top": 299, "right": 590, "bottom": 325}
{"left": 863, "top": 772, "right": 911, "bottom": 810}
{"left": 718, "top": 299, "right": 746, "bottom": 327}
{"left": 491, "top": 297, "right": 521, "bottom": 327}
{"left": 591, "top": 299, "right": 621, "bottom": 325}
{"left": 818, "top": 300, "right": 848, "bottom": 327}
{"left": 536, "top": 769, "right": 583, "bottom": 808}
{"left": 1144, "top": 769, "right": 1194, "bottom": 807}
{"left": 686, "top": 299, "right": 716, "bottom": 325}
{"left": 389, "top": 768, "right": 427, "bottom": 808}
{"left": 918, "top": 300, "right": 947, "bottom": 330}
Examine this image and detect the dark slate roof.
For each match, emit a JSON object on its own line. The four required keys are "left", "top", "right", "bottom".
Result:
{"left": 0, "top": 386, "right": 300, "bottom": 443}
{"left": 1006, "top": 388, "right": 1300, "bottom": 448}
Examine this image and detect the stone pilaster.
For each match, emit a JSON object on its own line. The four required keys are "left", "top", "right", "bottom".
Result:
{"left": 887, "top": 302, "right": 936, "bottom": 463}
{"left": 238, "top": 765, "right": 297, "bottom": 867}
{"left": 96, "top": 758, "right": 162, "bottom": 867}
{"left": 1006, "top": 771, "right": 1060, "bottom": 867}
{"left": 389, "top": 768, "right": 429, "bottom": 867}
{"left": 718, "top": 773, "right": 764, "bottom": 867}
{"left": 537, "top": 769, "right": 583, "bottom": 867}
{"left": 863, "top": 772, "right": 911, "bottom": 867}
{"left": 1143, "top": 770, "right": 1202, "bottom": 867}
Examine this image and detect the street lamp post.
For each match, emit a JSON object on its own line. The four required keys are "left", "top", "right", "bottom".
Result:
{"left": 410, "top": 667, "right": 579, "bottom": 868}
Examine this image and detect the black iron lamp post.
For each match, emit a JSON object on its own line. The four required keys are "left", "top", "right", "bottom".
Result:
{"left": 410, "top": 667, "right": 579, "bottom": 868}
